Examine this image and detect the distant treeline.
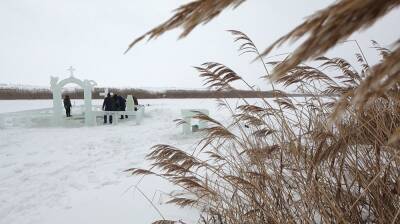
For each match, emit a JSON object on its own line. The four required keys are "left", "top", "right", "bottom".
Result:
{"left": 0, "top": 87, "right": 312, "bottom": 100}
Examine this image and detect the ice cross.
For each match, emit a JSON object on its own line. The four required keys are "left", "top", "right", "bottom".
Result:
{"left": 67, "top": 66, "right": 76, "bottom": 77}
{"left": 100, "top": 88, "right": 109, "bottom": 98}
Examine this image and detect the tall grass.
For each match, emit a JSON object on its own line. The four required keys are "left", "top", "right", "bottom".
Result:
{"left": 124, "top": 0, "right": 399, "bottom": 223}
{"left": 126, "top": 32, "right": 400, "bottom": 223}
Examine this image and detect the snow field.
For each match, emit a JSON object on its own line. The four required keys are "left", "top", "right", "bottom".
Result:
{"left": 0, "top": 99, "right": 235, "bottom": 224}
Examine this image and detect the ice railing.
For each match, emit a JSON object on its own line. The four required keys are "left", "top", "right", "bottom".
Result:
{"left": 0, "top": 107, "right": 54, "bottom": 128}
{"left": 0, "top": 105, "right": 145, "bottom": 128}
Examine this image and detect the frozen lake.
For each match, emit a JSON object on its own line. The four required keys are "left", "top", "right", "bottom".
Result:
{"left": 0, "top": 99, "right": 239, "bottom": 224}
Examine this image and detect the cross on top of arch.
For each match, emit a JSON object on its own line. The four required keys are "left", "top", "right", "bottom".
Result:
{"left": 67, "top": 66, "right": 76, "bottom": 77}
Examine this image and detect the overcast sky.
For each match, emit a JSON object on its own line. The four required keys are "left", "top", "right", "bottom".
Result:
{"left": 0, "top": 0, "right": 399, "bottom": 90}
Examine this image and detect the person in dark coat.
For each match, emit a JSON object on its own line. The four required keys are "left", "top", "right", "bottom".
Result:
{"left": 102, "top": 93, "right": 115, "bottom": 124}
{"left": 133, "top": 96, "right": 139, "bottom": 111}
{"left": 112, "top": 94, "right": 119, "bottom": 111}
{"left": 63, "top": 95, "right": 72, "bottom": 117}
{"left": 116, "top": 95, "right": 127, "bottom": 119}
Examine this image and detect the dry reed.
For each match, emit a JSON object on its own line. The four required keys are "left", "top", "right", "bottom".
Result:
{"left": 124, "top": 1, "right": 400, "bottom": 223}
{"left": 126, "top": 34, "right": 400, "bottom": 223}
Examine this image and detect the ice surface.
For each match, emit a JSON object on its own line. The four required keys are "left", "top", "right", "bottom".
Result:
{"left": 0, "top": 99, "right": 236, "bottom": 224}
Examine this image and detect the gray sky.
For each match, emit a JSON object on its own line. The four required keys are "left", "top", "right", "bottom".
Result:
{"left": 0, "top": 0, "right": 399, "bottom": 90}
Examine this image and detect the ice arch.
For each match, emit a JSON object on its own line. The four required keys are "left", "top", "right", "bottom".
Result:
{"left": 50, "top": 75, "right": 97, "bottom": 126}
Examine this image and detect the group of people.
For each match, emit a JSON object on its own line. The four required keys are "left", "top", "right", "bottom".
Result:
{"left": 102, "top": 93, "right": 128, "bottom": 124}
{"left": 62, "top": 93, "right": 139, "bottom": 124}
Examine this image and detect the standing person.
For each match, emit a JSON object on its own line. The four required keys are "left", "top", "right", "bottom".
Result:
{"left": 112, "top": 93, "right": 119, "bottom": 111}
{"left": 63, "top": 95, "right": 72, "bottom": 117}
{"left": 133, "top": 96, "right": 139, "bottom": 111}
{"left": 102, "top": 93, "right": 114, "bottom": 124}
{"left": 117, "top": 94, "right": 127, "bottom": 119}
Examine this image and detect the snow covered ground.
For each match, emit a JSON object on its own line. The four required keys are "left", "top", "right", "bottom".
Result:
{"left": 0, "top": 99, "right": 235, "bottom": 224}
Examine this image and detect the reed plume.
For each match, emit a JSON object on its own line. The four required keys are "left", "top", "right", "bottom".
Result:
{"left": 127, "top": 31, "right": 400, "bottom": 222}
{"left": 125, "top": 0, "right": 245, "bottom": 53}
{"left": 124, "top": 1, "right": 400, "bottom": 223}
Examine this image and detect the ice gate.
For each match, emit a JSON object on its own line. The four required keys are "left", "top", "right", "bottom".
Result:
{"left": 50, "top": 67, "right": 144, "bottom": 127}
{"left": 50, "top": 68, "right": 98, "bottom": 126}
{"left": 0, "top": 67, "right": 146, "bottom": 128}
